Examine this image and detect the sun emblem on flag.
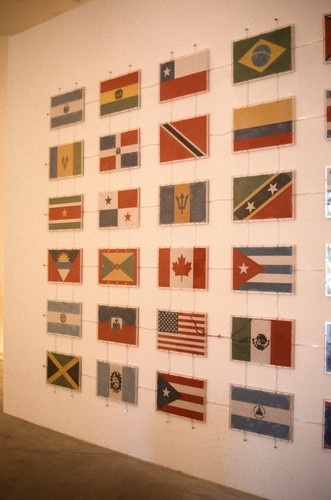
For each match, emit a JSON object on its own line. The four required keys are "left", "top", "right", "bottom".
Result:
{"left": 57, "top": 251, "right": 71, "bottom": 262}
{"left": 60, "top": 314, "right": 67, "bottom": 323}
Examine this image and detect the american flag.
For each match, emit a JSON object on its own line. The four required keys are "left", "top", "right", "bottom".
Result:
{"left": 157, "top": 310, "right": 207, "bottom": 356}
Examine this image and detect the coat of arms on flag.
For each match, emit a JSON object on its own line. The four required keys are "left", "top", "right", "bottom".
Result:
{"left": 98, "top": 304, "right": 138, "bottom": 345}
{"left": 47, "top": 351, "right": 81, "bottom": 391}
{"left": 160, "top": 115, "right": 209, "bottom": 163}
{"left": 99, "top": 189, "right": 139, "bottom": 229}
{"left": 233, "top": 25, "right": 292, "bottom": 84}
{"left": 159, "top": 181, "right": 208, "bottom": 225}
{"left": 157, "top": 371, "right": 206, "bottom": 422}
{"left": 231, "top": 316, "right": 293, "bottom": 367}
{"left": 99, "top": 248, "right": 139, "bottom": 286}
{"left": 47, "top": 300, "right": 82, "bottom": 337}
{"left": 50, "top": 87, "right": 84, "bottom": 129}
{"left": 157, "top": 310, "right": 207, "bottom": 356}
{"left": 48, "top": 194, "right": 83, "bottom": 230}
{"left": 325, "top": 14, "right": 331, "bottom": 62}
{"left": 159, "top": 49, "right": 209, "bottom": 102}
{"left": 325, "top": 323, "right": 331, "bottom": 373}
{"left": 325, "top": 167, "right": 331, "bottom": 217}
{"left": 100, "top": 70, "right": 140, "bottom": 116}
{"left": 233, "top": 172, "right": 293, "bottom": 221}
{"left": 230, "top": 385, "right": 293, "bottom": 441}
{"left": 233, "top": 246, "right": 294, "bottom": 294}
{"left": 324, "top": 400, "right": 331, "bottom": 450}
{"left": 158, "top": 247, "right": 207, "bottom": 290}
{"left": 233, "top": 97, "right": 294, "bottom": 152}
{"left": 97, "top": 360, "right": 138, "bottom": 405}
{"left": 99, "top": 129, "right": 140, "bottom": 172}
{"left": 49, "top": 141, "right": 83, "bottom": 179}
{"left": 48, "top": 249, "right": 82, "bottom": 284}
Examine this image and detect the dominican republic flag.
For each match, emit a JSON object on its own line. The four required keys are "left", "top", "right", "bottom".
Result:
{"left": 157, "top": 371, "right": 206, "bottom": 422}
{"left": 158, "top": 247, "right": 207, "bottom": 290}
{"left": 99, "top": 129, "right": 140, "bottom": 172}
{"left": 230, "top": 385, "right": 293, "bottom": 441}
{"left": 231, "top": 316, "right": 293, "bottom": 367}
{"left": 159, "top": 49, "right": 209, "bottom": 101}
{"left": 233, "top": 246, "right": 294, "bottom": 293}
{"left": 233, "top": 97, "right": 294, "bottom": 152}
{"left": 160, "top": 115, "right": 208, "bottom": 163}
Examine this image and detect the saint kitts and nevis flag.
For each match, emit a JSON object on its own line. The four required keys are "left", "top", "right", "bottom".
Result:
{"left": 48, "top": 249, "right": 82, "bottom": 284}
{"left": 98, "top": 305, "right": 138, "bottom": 346}
{"left": 49, "top": 141, "right": 83, "bottom": 179}
{"left": 99, "top": 248, "right": 139, "bottom": 286}
{"left": 99, "top": 188, "right": 139, "bottom": 229}
{"left": 231, "top": 316, "right": 293, "bottom": 367}
{"left": 233, "top": 25, "right": 292, "bottom": 84}
{"left": 48, "top": 194, "right": 83, "bottom": 231}
{"left": 230, "top": 385, "right": 293, "bottom": 441}
{"left": 158, "top": 247, "right": 208, "bottom": 290}
{"left": 50, "top": 87, "right": 84, "bottom": 129}
{"left": 47, "top": 300, "right": 82, "bottom": 338}
{"left": 159, "top": 181, "right": 208, "bottom": 225}
{"left": 159, "top": 49, "right": 209, "bottom": 102}
{"left": 47, "top": 351, "right": 81, "bottom": 391}
{"left": 157, "top": 310, "right": 207, "bottom": 356}
{"left": 99, "top": 129, "right": 140, "bottom": 172}
{"left": 97, "top": 361, "right": 138, "bottom": 405}
{"left": 100, "top": 70, "right": 140, "bottom": 116}
{"left": 160, "top": 115, "right": 209, "bottom": 163}
{"left": 233, "top": 171, "right": 293, "bottom": 221}
{"left": 157, "top": 371, "right": 206, "bottom": 422}
{"left": 233, "top": 97, "right": 294, "bottom": 152}
{"left": 233, "top": 246, "right": 294, "bottom": 294}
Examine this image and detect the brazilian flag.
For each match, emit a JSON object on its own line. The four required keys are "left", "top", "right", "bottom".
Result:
{"left": 233, "top": 25, "right": 292, "bottom": 83}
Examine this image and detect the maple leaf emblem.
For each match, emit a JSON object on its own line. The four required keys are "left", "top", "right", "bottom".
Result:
{"left": 172, "top": 254, "right": 192, "bottom": 282}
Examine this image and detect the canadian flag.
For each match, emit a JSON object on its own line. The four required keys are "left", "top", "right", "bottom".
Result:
{"left": 158, "top": 247, "right": 207, "bottom": 290}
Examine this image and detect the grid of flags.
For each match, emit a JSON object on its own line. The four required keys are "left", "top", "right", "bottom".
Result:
{"left": 44, "top": 33, "right": 331, "bottom": 444}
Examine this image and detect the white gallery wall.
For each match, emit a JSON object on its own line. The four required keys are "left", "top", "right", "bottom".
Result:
{"left": 4, "top": 0, "right": 331, "bottom": 498}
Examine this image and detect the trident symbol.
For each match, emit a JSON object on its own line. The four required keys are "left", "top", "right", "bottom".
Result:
{"left": 175, "top": 193, "right": 189, "bottom": 214}
{"left": 61, "top": 155, "right": 69, "bottom": 170}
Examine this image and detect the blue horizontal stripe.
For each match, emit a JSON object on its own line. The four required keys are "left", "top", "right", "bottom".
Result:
{"left": 231, "top": 415, "right": 290, "bottom": 440}
{"left": 100, "top": 135, "right": 116, "bottom": 151}
{"left": 51, "top": 89, "right": 83, "bottom": 107}
{"left": 262, "top": 265, "right": 293, "bottom": 274}
{"left": 236, "top": 282, "right": 293, "bottom": 293}
{"left": 56, "top": 263, "right": 71, "bottom": 269}
{"left": 47, "top": 301, "right": 81, "bottom": 314}
{"left": 238, "top": 246, "right": 293, "bottom": 256}
{"left": 47, "top": 322, "right": 80, "bottom": 337}
{"left": 121, "top": 152, "right": 138, "bottom": 168}
{"left": 234, "top": 121, "right": 292, "bottom": 141}
{"left": 231, "top": 386, "right": 291, "bottom": 409}
{"left": 51, "top": 111, "right": 83, "bottom": 128}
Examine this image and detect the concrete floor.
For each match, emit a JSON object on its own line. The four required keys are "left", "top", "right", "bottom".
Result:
{"left": 0, "top": 360, "right": 263, "bottom": 500}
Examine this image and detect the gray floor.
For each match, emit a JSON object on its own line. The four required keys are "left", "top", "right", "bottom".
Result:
{"left": 0, "top": 360, "right": 263, "bottom": 500}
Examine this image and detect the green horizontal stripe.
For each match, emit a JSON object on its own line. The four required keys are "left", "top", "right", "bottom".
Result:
{"left": 49, "top": 222, "right": 81, "bottom": 230}
{"left": 100, "top": 96, "right": 139, "bottom": 116}
{"left": 49, "top": 195, "right": 82, "bottom": 205}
